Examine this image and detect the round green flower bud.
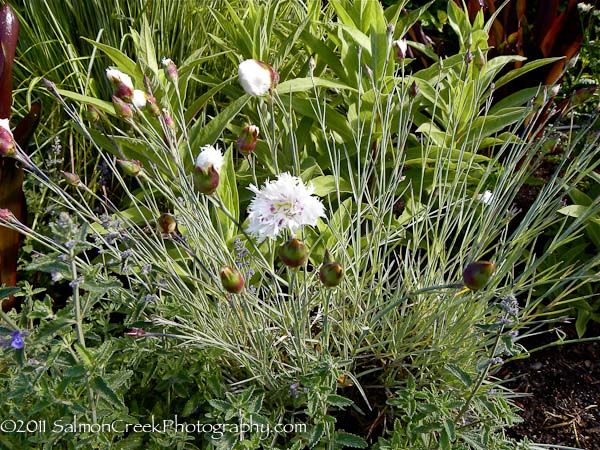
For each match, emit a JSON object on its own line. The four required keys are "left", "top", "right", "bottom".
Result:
{"left": 279, "top": 238, "right": 308, "bottom": 268}
{"left": 116, "top": 159, "right": 143, "bottom": 177}
{"left": 220, "top": 266, "right": 245, "bottom": 294}
{"left": 462, "top": 261, "right": 496, "bottom": 291}
{"left": 320, "top": 262, "right": 344, "bottom": 287}
{"left": 157, "top": 213, "right": 177, "bottom": 235}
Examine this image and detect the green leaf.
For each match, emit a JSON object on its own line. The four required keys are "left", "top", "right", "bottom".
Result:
{"left": 276, "top": 77, "right": 357, "bottom": 94}
{"left": 310, "top": 175, "right": 351, "bottom": 196}
{"left": 82, "top": 38, "right": 142, "bottom": 82}
{"left": 558, "top": 205, "right": 588, "bottom": 218}
{"left": 494, "top": 57, "right": 565, "bottom": 89}
{"left": 189, "top": 94, "right": 249, "bottom": 162}
{"left": 36, "top": 317, "right": 75, "bottom": 340}
{"left": 74, "top": 343, "right": 94, "bottom": 368}
{"left": 56, "top": 89, "right": 115, "bottom": 115}
{"left": 445, "top": 364, "right": 473, "bottom": 387}
{"left": 307, "top": 422, "right": 325, "bottom": 449}
{"left": 326, "top": 394, "right": 354, "bottom": 408}
{"left": 91, "top": 376, "right": 124, "bottom": 409}
{"left": 334, "top": 431, "right": 368, "bottom": 448}
{"left": 576, "top": 308, "right": 591, "bottom": 338}
{"left": 0, "top": 286, "right": 20, "bottom": 300}
{"left": 216, "top": 147, "right": 239, "bottom": 240}
{"left": 413, "top": 422, "right": 443, "bottom": 434}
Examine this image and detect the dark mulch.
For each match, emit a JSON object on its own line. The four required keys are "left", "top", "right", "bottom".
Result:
{"left": 501, "top": 325, "right": 600, "bottom": 449}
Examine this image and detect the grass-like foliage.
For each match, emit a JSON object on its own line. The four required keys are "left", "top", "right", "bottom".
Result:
{"left": 1, "top": 1, "right": 600, "bottom": 449}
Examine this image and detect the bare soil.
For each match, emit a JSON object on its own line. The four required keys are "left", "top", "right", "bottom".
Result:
{"left": 502, "top": 325, "right": 600, "bottom": 449}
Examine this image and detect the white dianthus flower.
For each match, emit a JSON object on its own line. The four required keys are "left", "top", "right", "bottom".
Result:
{"left": 132, "top": 90, "right": 147, "bottom": 109}
{"left": 476, "top": 190, "right": 494, "bottom": 205}
{"left": 195, "top": 145, "right": 224, "bottom": 173}
{"left": 238, "top": 59, "right": 277, "bottom": 96}
{"left": 393, "top": 38, "right": 408, "bottom": 59}
{"left": 0, "top": 118, "right": 12, "bottom": 135}
{"left": 105, "top": 68, "right": 133, "bottom": 90}
{"left": 246, "top": 173, "right": 326, "bottom": 242}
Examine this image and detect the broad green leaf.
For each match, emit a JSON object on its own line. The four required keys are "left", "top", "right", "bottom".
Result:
{"left": 56, "top": 89, "right": 115, "bottom": 115}
{"left": 558, "top": 205, "right": 587, "bottom": 218}
{"left": 216, "top": 147, "right": 239, "bottom": 240}
{"left": 184, "top": 76, "right": 234, "bottom": 124}
{"left": 310, "top": 175, "right": 351, "bottom": 196}
{"left": 82, "top": 38, "right": 142, "bottom": 82}
{"left": 276, "top": 77, "right": 357, "bottom": 94}
{"left": 189, "top": 94, "right": 250, "bottom": 161}
{"left": 494, "top": 57, "right": 565, "bottom": 89}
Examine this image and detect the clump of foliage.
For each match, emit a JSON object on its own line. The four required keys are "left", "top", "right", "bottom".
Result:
{"left": 1, "top": 1, "right": 599, "bottom": 449}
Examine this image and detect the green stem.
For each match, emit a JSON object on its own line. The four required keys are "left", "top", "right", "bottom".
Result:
{"left": 70, "top": 253, "right": 97, "bottom": 425}
{"left": 454, "top": 321, "right": 505, "bottom": 424}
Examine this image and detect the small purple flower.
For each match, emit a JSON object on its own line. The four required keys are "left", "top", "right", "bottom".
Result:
{"left": 10, "top": 330, "right": 27, "bottom": 349}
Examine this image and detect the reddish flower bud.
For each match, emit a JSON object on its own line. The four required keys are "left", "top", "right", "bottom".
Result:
{"left": 106, "top": 68, "right": 134, "bottom": 101}
{"left": 146, "top": 95, "right": 161, "bottom": 116}
{"left": 220, "top": 266, "right": 245, "bottom": 294}
{"left": 162, "top": 108, "right": 175, "bottom": 129}
{"left": 463, "top": 261, "right": 496, "bottom": 291}
{"left": 193, "top": 166, "right": 220, "bottom": 195}
{"left": 0, "top": 208, "right": 15, "bottom": 222}
{"left": 194, "top": 145, "right": 223, "bottom": 195}
{"left": 162, "top": 57, "right": 179, "bottom": 83}
{"left": 112, "top": 95, "right": 133, "bottom": 119}
{"left": 237, "top": 125, "right": 259, "bottom": 155}
{"left": 279, "top": 238, "right": 308, "bottom": 268}
{"left": 409, "top": 80, "right": 419, "bottom": 98}
{"left": 0, "top": 120, "right": 15, "bottom": 157}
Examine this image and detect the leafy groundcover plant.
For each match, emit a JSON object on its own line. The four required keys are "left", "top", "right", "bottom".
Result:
{"left": 1, "top": 1, "right": 600, "bottom": 450}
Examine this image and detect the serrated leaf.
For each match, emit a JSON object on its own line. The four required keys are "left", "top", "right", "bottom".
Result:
{"left": 445, "top": 364, "right": 473, "bottom": 387}
{"left": 307, "top": 423, "right": 325, "bottom": 448}
{"left": 326, "top": 394, "right": 354, "bottom": 408}
{"left": 36, "top": 317, "right": 75, "bottom": 340}
{"left": 91, "top": 376, "right": 124, "bottom": 409}
{"left": 334, "top": 431, "right": 368, "bottom": 448}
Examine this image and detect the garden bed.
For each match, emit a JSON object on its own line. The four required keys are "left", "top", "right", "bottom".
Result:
{"left": 504, "top": 325, "right": 600, "bottom": 449}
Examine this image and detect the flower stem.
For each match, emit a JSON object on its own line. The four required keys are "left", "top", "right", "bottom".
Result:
{"left": 454, "top": 320, "right": 505, "bottom": 424}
